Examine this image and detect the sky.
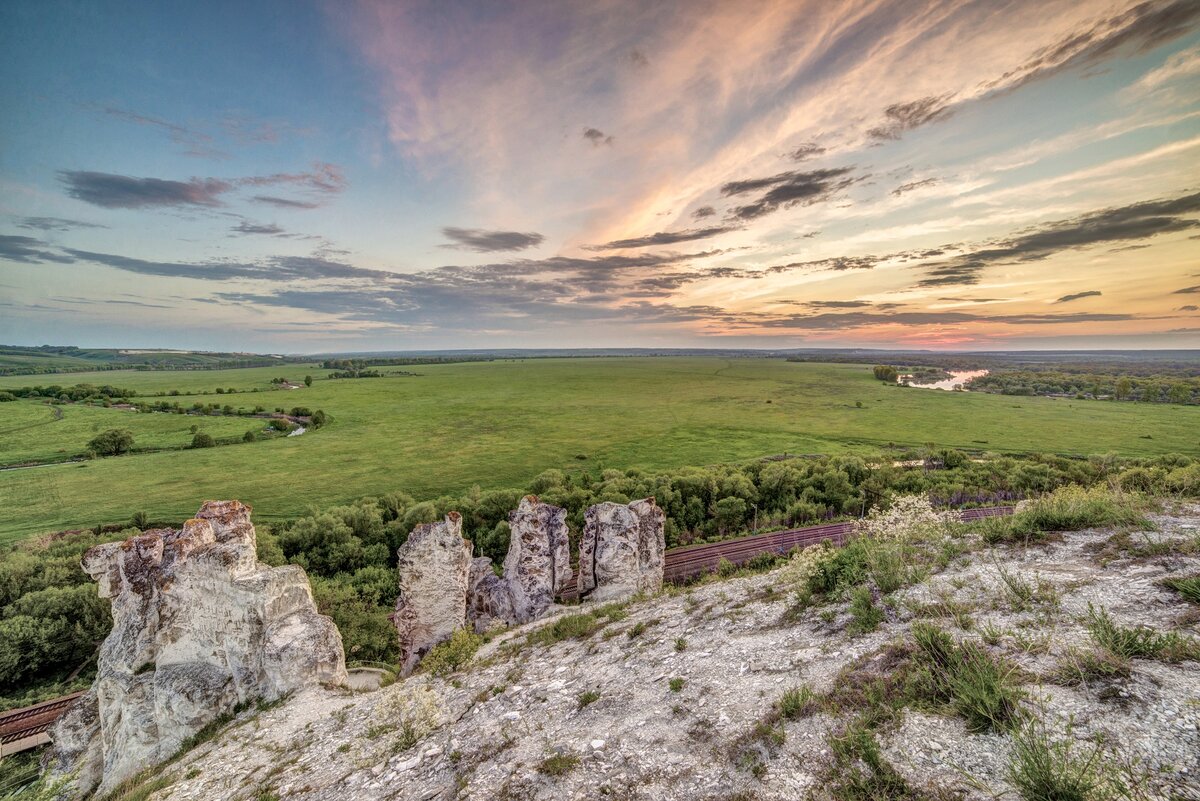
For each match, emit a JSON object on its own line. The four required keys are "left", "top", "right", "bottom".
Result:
{"left": 1, "top": 0, "right": 1199, "bottom": 353}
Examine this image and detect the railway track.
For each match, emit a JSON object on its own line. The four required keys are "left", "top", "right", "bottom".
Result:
{"left": 0, "top": 505, "right": 1014, "bottom": 752}
{"left": 561, "top": 504, "right": 1013, "bottom": 598}
{"left": 0, "top": 692, "right": 85, "bottom": 755}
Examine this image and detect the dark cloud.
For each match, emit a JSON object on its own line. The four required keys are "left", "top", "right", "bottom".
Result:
{"left": 1055, "top": 290, "right": 1102, "bottom": 303}
{"left": 765, "top": 255, "right": 879, "bottom": 274}
{"left": 867, "top": 95, "right": 954, "bottom": 141}
{"left": 692, "top": 206, "right": 716, "bottom": 220}
{"left": 440, "top": 227, "right": 546, "bottom": 253}
{"left": 0, "top": 235, "right": 77, "bottom": 264}
{"left": 232, "top": 221, "right": 286, "bottom": 236}
{"left": 1175, "top": 285, "right": 1200, "bottom": 294}
{"left": 891, "top": 177, "right": 939, "bottom": 197}
{"left": 16, "top": 217, "right": 107, "bottom": 232}
{"left": 720, "top": 167, "right": 856, "bottom": 220}
{"left": 583, "top": 127, "right": 614, "bottom": 146}
{"left": 988, "top": 0, "right": 1200, "bottom": 92}
{"left": 918, "top": 191, "right": 1200, "bottom": 286}
{"left": 627, "top": 49, "right": 649, "bottom": 68}
{"left": 62, "top": 248, "right": 393, "bottom": 282}
{"left": 60, "top": 171, "right": 233, "bottom": 209}
{"left": 252, "top": 195, "right": 320, "bottom": 209}
{"left": 61, "top": 164, "right": 346, "bottom": 210}
{"left": 587, "top": 225, "right": 738, "bottom": 250}
{"left": 803, "top": 300, "right": 873, "bottom": 308}
{"left": 788, "top": 143, "right": 826, "bottom": 161}
{"left": 1178, "top": 305, "right": 1199, "bottom": 311}
{"left": 752, "top": 309, "right": 1137, "bottom": 331}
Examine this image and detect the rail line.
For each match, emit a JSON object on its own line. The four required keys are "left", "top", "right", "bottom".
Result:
{"left": 0, "top": 692, "right": 85, "bottom": 756}
{"left": 0, "top": 505, "right": 1014, "bottom": 753}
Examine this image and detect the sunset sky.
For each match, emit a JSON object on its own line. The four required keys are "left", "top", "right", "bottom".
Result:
{"left": 2, "top": 0, "right": 1199, "bottom": 352}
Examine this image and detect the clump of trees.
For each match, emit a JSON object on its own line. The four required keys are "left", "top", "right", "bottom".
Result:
{"left": 872, "top": 365, "right": 898, "bottom": 382}
{"left": 967, "top": 369, "right": 1198, "bottom": 404}
{"left": 87, "top": 429, "right": 134, "bottom": 457}
{"left": 191, "top": 432, "right": 216, "bottom": 448}
{"left": 2, "top": 383, "right": 137, "bottom": 403}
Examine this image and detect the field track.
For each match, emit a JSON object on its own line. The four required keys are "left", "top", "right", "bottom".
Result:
{"left": 0, "top": 505, "right": 1015, "bottom": 749}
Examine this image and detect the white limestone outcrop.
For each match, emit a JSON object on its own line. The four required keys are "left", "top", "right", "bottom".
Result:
{"left": 391, "top": 513, "right": 472, "bottom": 675}
{"left": 45, "top": 500, "right": 346, "bottom": 799}
{"left": 578, "top": 498, "right": 666, "bottom": 603}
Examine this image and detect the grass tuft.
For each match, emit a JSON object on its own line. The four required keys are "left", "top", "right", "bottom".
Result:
{"left": 1085, "top": 604, "right": 1199, "bottom": 662}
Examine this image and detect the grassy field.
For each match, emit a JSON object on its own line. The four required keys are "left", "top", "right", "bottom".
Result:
{"left": 1, "top": 357, "right": 1197, "bottom": 541}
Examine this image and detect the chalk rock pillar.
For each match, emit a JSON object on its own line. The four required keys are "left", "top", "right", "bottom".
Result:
{"left": 503, "top": 496, "right": 572, "bottom": 621}
{"left": 391, "top": 513, "right": 472, "bottom": 675}
{"left": 578, "top": 498, "right": 666, "bottom": 603}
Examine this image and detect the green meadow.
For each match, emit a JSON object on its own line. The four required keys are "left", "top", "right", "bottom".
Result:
{"left": 1, "top": 357, "right": 1197, "bottom": 541}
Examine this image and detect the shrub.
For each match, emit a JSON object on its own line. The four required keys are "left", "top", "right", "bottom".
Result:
{"left": 1162, "top": 574, "right": 1200, "bottom": 604}
{"left": 777, "top": 685, "right": 816, "bottom": 719}
{"left": 1009, "top": 485, "right": 1146, "bottom": 538}
{"left": 526, "top": 613, "right": 599, "bottom": 646}
{"left": 716, "top": 557, "right": 738, "bottom": 577}
{"left": 1085, "top": 604, "right": 1199, "bottom": 662}
{"left": 911, "top": 623, "right": 1024, "bottom": 732}
{"left": 0, "top": 391, "right": 15, "bottom": 402}
{"left": 848, "top": 586, "right": 883, "bottom": 634}
{"left": 668, "top": 677, "right": 685, "bottom": 692}
{"left": 1007, "top": 716, "right": 1123, "bottom": 801}
{"left": 577, "top": 690, "right": 600, "bottom": 709}
{"left": 191, "top": 432, "right": 216, "bottom": 449}
{"left": 1052, "top": 648, "right": 1130, "bottom": 687}
{"left": 536, "top": 752, "right": 580, "bottom": 777}
{"left": 1164, "top": 463, "right": 1200, "bottom": 497}
{"left": 243, "top": 430, "right": 258, "bottom": 442}
{"left": 419, "top": 628, "right": 483, "bottom": 676}
{"left": 87, "top": 428, "right": 134, "bottom": 457}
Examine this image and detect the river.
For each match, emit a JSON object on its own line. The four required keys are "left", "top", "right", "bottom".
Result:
{"left": 901, "top": 369, "right": 989, "bottom": 391}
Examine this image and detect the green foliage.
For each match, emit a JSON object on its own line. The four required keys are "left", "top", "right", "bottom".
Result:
{"left": 526, "top": 613, "right": 600, "bottom": 646}
{"left": 826, "top": 722, "right": 919, "bottom": 800}
{"left": 985, "top": 485, "right": 1147, "bottom": 544}
{"left": 848, "top": 586, "right": 883, "bottom": 634}
{"left": 419, "top": 628, "right": 483, "bottom": 676}
{"left": 536, "top": 752, "right": 580, "bottom": 777}
{"left": 777, "top": 685, "right": 815, "bottom": 719}
{"left": 577, "top": 690, "right": 600, "bottom": 709}
{"left": 910, "top": 623, "right": 1024, "bottom": 732}
{"left": 1085, "top": 604, "right": 1199, "bottom": 662}
{"left": 872, "top": 365, "right": 899, "bottom": 382}
{"left": 88, "top": 427, "right": 134, "bottom": 456}
{"left": 668, "top": 677, "right": 685, "bottom": 692}
{"left": 1007, "top": 716, "right": 1126, "bottom": 801}
{"left": 190, "top": 432, "right": 216, "bottom": 448}
{"left": 1161, "top": 574, "right": 1200, "bottom": 604}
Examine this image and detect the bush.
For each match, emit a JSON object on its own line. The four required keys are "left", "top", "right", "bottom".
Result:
{"left": 1085, "top": 604, "right": 1199, "bottom": 662}
{"left": 243, "top": 430, "right": 257, "bottom": 442}
{"left": 995, "top": 485, "right": 1146, "bottom": 543}
{"left": 419, "top": 628, "right": 482, "bottom": 676}
{"left": 0, "top": 391, "right": 15, "bottom": 402}
{"left": 911, "top": 623, "right": 1024, "bottom": 732}
{"left": 1007, "top": 716, "right": 1123, "bottom": 801}
{"left": 191, "top": 432, "right": 216, "bottom": 449}
{"left": 526, "top": 613, "right": 600, "bottom": 646}
{"left": 87, "top": 428, "right": 134, "bottom": 457}
{"left": 848, "top": 586, "right": 883, "bottom": 634}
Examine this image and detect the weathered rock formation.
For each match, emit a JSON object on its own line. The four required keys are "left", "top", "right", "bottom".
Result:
{"left": 578, "top": 498, "right": 666, "bottom": 603}
{"left": 502, "top": 495, "right": 572, "bottom": 621}
{"left": 45, "top": 501, "right": 347, "bottom": 799}
{"left": 398, "top": 498, "right": 574, "bottom": 662}
{"left": 391, "top": 513, "right": 472, "bottom": 675}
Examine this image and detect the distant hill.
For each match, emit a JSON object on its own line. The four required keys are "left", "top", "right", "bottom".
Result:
{"left": 0, "top": 345, "right": 299, "bottom": 376}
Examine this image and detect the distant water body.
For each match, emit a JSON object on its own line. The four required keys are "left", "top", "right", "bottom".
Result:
{"left": 901, "top": 369, "right": 989, "bottom": 391}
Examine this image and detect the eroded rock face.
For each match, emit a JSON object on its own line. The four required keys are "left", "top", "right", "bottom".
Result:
{"left": 391, "top": 513, "right": 472, "bottom": 675}
{"left": 45, "top": 500, "right": 347, "bottom": 799}
{"left": 503, "top": 496, "right": 572, "bottom": 622}
{"left": 465, "top": 557, "right": 516, "bottom": 634}
{"left": 579, "top": 498, "right": 666, "bottom": 603}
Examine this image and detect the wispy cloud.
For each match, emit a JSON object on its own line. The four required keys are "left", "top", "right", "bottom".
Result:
{"left": 16, "top": 216, "right": 107, "bottom": 232}
{"left": 720, "top": 167, "right": 857, "bottom": 220}
{"left": 59, "top": 164, "right": 347, "bottom": 210}
{"left": 867, "top": 95, "right": 954, "bottom": 141}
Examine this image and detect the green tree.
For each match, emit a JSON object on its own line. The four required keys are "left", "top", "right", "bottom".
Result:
{"left": 191, "top": 432, "right": 216, "bottom": 448}
{"left": 872, "top": 365, "right": 898, "bottom": 382}
{"left": 1168, "top": 383, "right": 1192, "bottom": 405}
{"left": 87, "top": 428, "right": 134, "bottom": 457}
{"left": 304, "top": 375, "right": 313, "bottom": 387}
{"left": 1114, "top": 377, "right": 1133, "bottom": 400}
